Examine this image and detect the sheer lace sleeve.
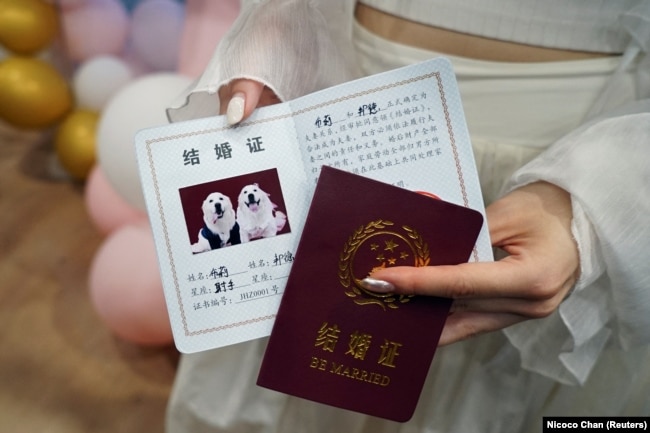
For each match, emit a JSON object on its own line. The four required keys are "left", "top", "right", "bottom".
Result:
{"left": 167, "top": 0, "right": 360, "bottom": 122}
{"left": 503, "top": 102, "right": 650, "bottom": 385}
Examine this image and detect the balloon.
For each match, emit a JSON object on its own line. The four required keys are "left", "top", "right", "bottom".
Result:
{"left": 97, "top": 72, "right": 193, "bottom": 210}
{"left": 0, "top": 0, "right": 59, "bottom": 55}
{"left": 131, "top": 0, "right": 185, "bottom": 71}
{"left": 54, "top": 110, "right": 99, "bottom": 180}
{"left": 60, "top": 0, "right": 129, "bottom": 62}
{"left": 89, "top": 220, "right": 173, "bottom": 346}
{"left": 120, "top": 44, "right": 152, "bottom": 77}
{"left": 0, "top": 56, "right": 73, "bottom": 129}
{"left": 58, "top": 0, "right": 88, "bottom": 10}
{"left": 73, "top": 55, "right": 133, "bottom": 111}
{"left": 84, "top": 164, "right": 145, "bottom": 235}
{"left": 178, "top": 0, "right": 240, "bottom": 77}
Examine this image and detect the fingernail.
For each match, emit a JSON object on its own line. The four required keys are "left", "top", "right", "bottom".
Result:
{"left": 359, "top": 278, "right": 395, "bottom": 293}
{"left": 227, "top": 93, "right": 245, "bottom": 125}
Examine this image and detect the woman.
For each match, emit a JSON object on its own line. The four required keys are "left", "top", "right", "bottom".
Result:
{"left": 166, "top": 1, "right": 650, "bottom": 431}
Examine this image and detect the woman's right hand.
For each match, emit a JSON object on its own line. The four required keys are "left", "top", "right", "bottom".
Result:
{"left": 219, "top": 78, "right": 282, "bottom": 125}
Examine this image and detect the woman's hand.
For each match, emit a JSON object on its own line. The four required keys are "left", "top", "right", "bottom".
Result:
{"left": 219, "top": 78, "right": 281, "bottom": 124}
{"left": 362, "top": 181, "right": 580, "bottom": 345}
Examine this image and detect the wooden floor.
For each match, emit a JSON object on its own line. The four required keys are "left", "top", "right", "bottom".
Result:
{"left": 0, "top": 126, "right": 178, "bottom": 432}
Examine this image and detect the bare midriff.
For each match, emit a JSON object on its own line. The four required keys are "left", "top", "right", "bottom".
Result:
{"left": 355, "top": 3, "right": 617, "bottom": 62}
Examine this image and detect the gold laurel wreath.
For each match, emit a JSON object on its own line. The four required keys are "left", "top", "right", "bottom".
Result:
{"left": 339, "top": 220, "right": 430, "bottom": 310}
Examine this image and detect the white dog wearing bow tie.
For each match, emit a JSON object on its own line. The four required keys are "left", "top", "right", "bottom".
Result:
{"left": 191, "top": 192, "right": 240, "bottom": 253}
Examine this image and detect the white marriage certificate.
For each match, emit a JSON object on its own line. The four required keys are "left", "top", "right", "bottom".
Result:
{"left": 135, "top": 57, "right": 492, "bottom": 353}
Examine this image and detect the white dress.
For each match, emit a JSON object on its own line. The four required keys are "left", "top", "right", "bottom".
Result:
{"left": 166, "top": 1, "right": 650, "bottom": 432}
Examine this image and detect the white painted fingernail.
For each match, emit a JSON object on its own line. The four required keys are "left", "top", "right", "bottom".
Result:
{"left": 227, "top": 93, "right": 245, "bottom": 125}
{"left": 359, "top": 278, "right": 395, "bottom": 293}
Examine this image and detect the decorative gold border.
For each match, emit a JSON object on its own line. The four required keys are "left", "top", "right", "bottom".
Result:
{"left": 144, "top": 70, "right": 477, "bottom": 337}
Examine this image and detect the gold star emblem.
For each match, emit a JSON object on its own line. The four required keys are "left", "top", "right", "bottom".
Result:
{"left": 384, "top": 239, "right": 399, "bottom": 252}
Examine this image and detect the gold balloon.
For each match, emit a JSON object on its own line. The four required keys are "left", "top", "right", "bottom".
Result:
{"left": 55, "top": 110, "right": 99, "bottom": 181}
{"left": 0, "top": 56, "right": 73, "bottom": 129}
{"left": 0, "top": 0, "right": 59, "bottom": 55}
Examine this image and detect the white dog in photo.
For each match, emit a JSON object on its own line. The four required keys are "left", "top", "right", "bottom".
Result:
{"left": 236, "top": 183, "right": 287, "bottom": 243}
{"left": 191, "top": 192, "right": 240, "bottom": 253}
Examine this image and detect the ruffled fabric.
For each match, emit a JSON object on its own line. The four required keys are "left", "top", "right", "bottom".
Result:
{"left": 167, "top": 0, "right": 360, "bottom": 122}
{"left": 503, "top": 109, "right": 650, "bottom": 384}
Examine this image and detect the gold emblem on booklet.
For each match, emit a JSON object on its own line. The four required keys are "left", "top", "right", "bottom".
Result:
{"left": 339, "top": 220, "right": 430, "bottom": 310}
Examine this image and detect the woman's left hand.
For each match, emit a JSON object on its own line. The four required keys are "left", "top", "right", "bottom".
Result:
{"left": 364, "top": 181, "right": 580, "bottom": 346}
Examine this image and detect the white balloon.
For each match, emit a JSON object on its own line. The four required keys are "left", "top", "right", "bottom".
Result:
{"left": 97, "top": 73, "right": 193, "bottom": 210}
{"left": 73, "top": 55, "right": 134, "bottom": 111}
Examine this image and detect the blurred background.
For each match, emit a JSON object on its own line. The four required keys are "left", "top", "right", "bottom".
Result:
{"left": 0, "top": 0, "right": 239, "bottom": 430}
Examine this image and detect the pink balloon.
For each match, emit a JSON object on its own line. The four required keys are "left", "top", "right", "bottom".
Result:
{"left": 131, "top": 0, "right": 185, "bottom": 71}
{"left": 89, "top": 221, "right": 173, "bottom": 346}
{"left": 61, "top": 0, "right": 130, "bottom": 62}
{"left": 84, "top": 164, "right": 146, "bottom": 235}
{"left": 177, "top": 0, "right": 240, "bottom": 77}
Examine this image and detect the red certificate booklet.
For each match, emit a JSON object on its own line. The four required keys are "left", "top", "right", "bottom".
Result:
{"left": 257, "top": 166, "right": 484, "bottom": 422}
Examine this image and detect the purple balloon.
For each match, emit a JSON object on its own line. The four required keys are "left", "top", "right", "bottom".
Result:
{"left": 130, "top": 0, "right": 185, "bottom": 71}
